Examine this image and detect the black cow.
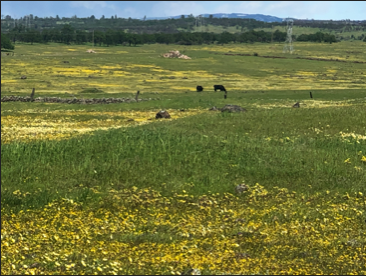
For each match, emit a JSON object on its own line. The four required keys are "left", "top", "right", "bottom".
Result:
{"left": 214, "top": 85, "right": 226, "bottom": 92}
{"left": 196, "top": 85, "right": 203, "bottom": 92}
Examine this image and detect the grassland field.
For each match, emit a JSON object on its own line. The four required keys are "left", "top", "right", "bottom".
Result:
{"left": 1, "top": 41, "right": 366, "bottom": 275}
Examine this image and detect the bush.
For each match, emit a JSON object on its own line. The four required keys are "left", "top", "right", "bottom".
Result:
{"left": 1, "top": 33, "right": 15, "bottom": 50}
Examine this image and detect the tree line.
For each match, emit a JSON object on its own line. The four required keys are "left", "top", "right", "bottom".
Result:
{"left": 2, "top": 14, "right": 365, "bottom": 34}
{"left": 2, "top": 24, "right": 341, "bottom": 50}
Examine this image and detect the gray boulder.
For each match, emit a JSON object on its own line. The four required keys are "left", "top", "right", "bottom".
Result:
{"left": 156, "top": 110, "right": 171, "bottom": 119}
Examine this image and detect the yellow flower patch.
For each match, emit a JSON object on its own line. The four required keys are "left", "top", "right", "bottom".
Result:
{"left": 1, "top": 109, "right": 206, "bottom": 144}
{"left": 1, "top": 185, "right": 365, "bottom": 275}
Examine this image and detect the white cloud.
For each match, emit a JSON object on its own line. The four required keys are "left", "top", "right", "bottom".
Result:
{"left": 214, "top": 1, "right": 265, "bottom": 14}
{"left": 69, "top": 1, "right": 125, "bottom": 18}
{"left": 120, "top": 7, "right": 140, "bottom": 18}
{"left": 213, "top": 1, "right": 332, "bottom": 19}
{"left": 150, "top": 1, "right": 207, "bottom": 17}
{"left": 70, "top": 1, "right": 111, "bottom": 10}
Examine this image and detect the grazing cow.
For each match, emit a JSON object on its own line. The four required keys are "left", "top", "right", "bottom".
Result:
{"left": 196, "top": 85, "right": 203, "bottom": 92}
{"left": 214, "top": 85, "right": 226, "bottom": 92}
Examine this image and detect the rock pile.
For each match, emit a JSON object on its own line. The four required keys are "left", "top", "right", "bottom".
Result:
{"left": 1, "top": 96, "right": 158, "bottom": 104}
{"left": 162, "top": 50, "right": 191, "bottom": 60}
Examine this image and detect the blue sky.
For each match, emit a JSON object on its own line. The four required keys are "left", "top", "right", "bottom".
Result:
{"left": 1, "top": 1, "right": 365, "bottom": 20}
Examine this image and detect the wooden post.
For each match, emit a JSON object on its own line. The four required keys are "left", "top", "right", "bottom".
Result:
{"left": 30, "top": 88, "right": 35, "bottom": 101}
{"left": 310, "top": 91, "right": 313, "bottom": 98}
{"left": 135, "top": 90, "right": 140, "bottom": 102}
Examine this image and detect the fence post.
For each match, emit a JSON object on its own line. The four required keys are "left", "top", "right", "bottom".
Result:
{"left": 30, "top": 88, "right": 35, "bottom": 101}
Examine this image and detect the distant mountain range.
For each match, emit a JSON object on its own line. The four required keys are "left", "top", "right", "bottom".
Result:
{"left": 143, "top": 13, "right": 285, "bottom": 22}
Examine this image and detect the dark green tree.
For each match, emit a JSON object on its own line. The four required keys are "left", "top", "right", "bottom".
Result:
{"left": 105, "top": 29, "right": 115, "bottom": 46}
{"left": 93, "top": 30, "right": 105, "bottom": 46}
{"left": 75, "top": 30, "right": 87, "bottom": 44}
{"left": 218, "top": 31, "right": 234, "bottom": 45}
{"left": 50, "top": 29, "right": 62, "bottom": 43}
{"left": 41, "top": 29, "right": 52, "bottom": 43}
{"left": 24, "top": 29, "right": 41, "bottom": 44}
{"left": 61, "top": 24, "right": 75, "bottom": 44}
{"left": 1, "top": 33, "right": 15, "bottom": 50}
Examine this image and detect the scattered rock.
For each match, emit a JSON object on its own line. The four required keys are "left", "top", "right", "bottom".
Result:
{"left": 127, "top": 119, "right": 135, "bottom": 122}
{"left": 346, "top": 239, "right": 359, "bottom": 247}
{"left": 156, "top": 110, "right": 171, "bottom": 119}
{"left": 184, "top": 268, "right": 201, "bottom": 275}
{"left": 221, "top": 104, "right": 246, "bottom": 113}
{"left": 235, "top": 252, "right": 251, "bottom": 260}
{"left": 86, "top": 49, "right": 96, "bottom": 53}
{"left": 235, "top": 183, "right": 248, "bottom": 194}
{"left": 292, "top": 102, "right": 300, "bottom": 108}
{"left": 29, "top": 263, "right": 40, "bottom": 268}
{"left": 209, "top": 106, "right": 219, "bottom": 111}
{"left": 20, "top": 75, "right": 27, "bottom": 79}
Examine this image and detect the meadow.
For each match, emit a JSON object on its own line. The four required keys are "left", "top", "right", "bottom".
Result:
{"left": 1, "top": 41, "right": 366, "bottom": 275}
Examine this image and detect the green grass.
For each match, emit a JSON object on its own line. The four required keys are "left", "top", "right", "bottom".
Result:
{"left": 1, "top": 42, "right": 365, "bottom": 96}
{"left": 1, "top": 41, "right": 366, "bottom": 212}
{"left": 2, "top": 103, "right": 365, "bottom": 212}
{"left": 1, "top": 41, "right": 366, "bottom": 275}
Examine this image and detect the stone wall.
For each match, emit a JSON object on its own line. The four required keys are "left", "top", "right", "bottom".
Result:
{"left": 1, "top": 96, "right": 159, "bottom": 104}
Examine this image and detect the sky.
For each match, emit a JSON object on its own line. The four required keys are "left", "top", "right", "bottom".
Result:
{"left": 1, "top": 1, "right": 365, "bottom": 20}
